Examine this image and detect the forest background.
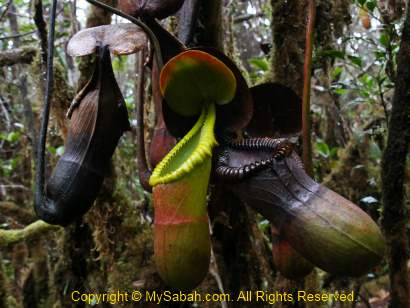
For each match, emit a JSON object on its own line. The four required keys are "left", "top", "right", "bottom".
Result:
{"left": 0, "top": 0, "right": 409, "bottom": 307}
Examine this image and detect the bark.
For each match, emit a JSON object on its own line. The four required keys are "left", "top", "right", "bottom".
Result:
{"left": 180, "top": 0, "right": 224, "bottom": 51}
{"left": 270, "top": 0, "right": 308, "bottom": 97}
{"left": 7, "top": 1, "right": 37, "bottom": 160}
{"left": 0, "top": 47, "right": 36, "bottom": 66}
{"left": 315, "top": 1, "right": 347, "bottom": 148}
{"left": 269, "top": 2, "right": 313, "bottom": 306}
{"left": 33, "top": 0, "right": 48, "bottom": 64}
{"left": 381, "top": 2, "right": 410, "bottom": 307}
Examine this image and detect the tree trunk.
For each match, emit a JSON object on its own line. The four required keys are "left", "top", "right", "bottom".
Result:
{"left": 269, "top": 2, "right": 313, "bottom": 306}
{"left": 381, "top": 2, "right": 410, "bottom": 308}
{"left": 270, "top": 0, "right": 308, "bottom": 97}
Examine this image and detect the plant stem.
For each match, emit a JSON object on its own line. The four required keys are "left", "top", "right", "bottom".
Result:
{"left": 302, "top": 0, "right": 316, "bottom": 177}
{"left": 0, "top": 221, "right": 61, "bottom": 247}
{"left": 35, "top": 0, "right": 57, "bottom": 212}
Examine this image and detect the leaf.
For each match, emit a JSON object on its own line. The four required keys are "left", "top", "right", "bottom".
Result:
{"left": 317, "top": 49, "right": 345, "bottom": 60}
{"left": 6, "top": 131, "right": 21, "bottom": 143}
{"left": 331, "top": 67, "right": 343, "bottom": 79}
{"left": 379, "top": 32, "right": 390, "bottom": 48}
{"left": 249, "top": 57, "right": 270, "bottom": 72}
{"left": 315, "top": 141, "right": 330, "bottom": 158}
{"left": 334, "top": 88, "right": 348, "bottom": 95}
{"left": 160, "top": 50, "right": 237, "bottom": 117}
{"left": 67, "top": 23, "right": 147, "bottom": 57}
{"left": 348, "top": 55, "right": 363, "bottom": 67}
{"left": 117, "top": 0, "right": 186, "bottom": 19}
{"left": 366, "top": 0, "right": 377, "bottom": 12}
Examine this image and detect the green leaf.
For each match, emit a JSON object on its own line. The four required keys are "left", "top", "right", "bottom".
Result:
{"left": 379, "top": 33, "right": 390, "bottom": 48}
{"left": 315, "top": 141, "right": 330, "bottom": 158}
{"left": 348, "top": 55, "right": 363, "bottom": 67}
{"left": 366, "top": 0, "right": 377, "bottom": 12}
{"left": 258, "top": 219, "right": 270, "bottom": 232}
{"left": 6, "top": 131, "right": 21, "bottom": 143}
{"left": 318, "top": 49, "right": 345, "bottom": 60}
{"left": 249, "top": 57, "right": 270, "bottom": 72}
{"left": 47, "top": 146, "right": 56, "bottom": 155}
{"left": 334, "top": 88, "right": 348, "bottom": 95}
{"left": 369, "top": 142, "right": 382, "bottom": 160}
{"left": 331, "top": 67, "right": 343, "bottom": 79}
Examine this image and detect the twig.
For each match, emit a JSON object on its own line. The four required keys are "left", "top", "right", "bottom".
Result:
{"left": 0, "top": 96, "right": 11, "bottom": 132}
{"left": 4, "top": 11, "right": 31, "bottom": 19}
{"left": 377, "top": 79, "right": 390, "bottom": 128}
{"left": 302, "top": 0, "right": 316, "bottom": 176}
{"left": 0, "top": 185, "right": 30, "bottom": 191}
{"left": 0, "top": 30, "right": 36, "bottom": 40}
{"left": 233, "top": 12, "right": 264, "bottom": 23}
{"left": 0, "top": 0, "right": 11, "bottom": 22}
{"left": 0, "top": 220, "right": 61, "bottom": 247}
{"left": 0, "top": 47, "right": 37, "bottom": 66}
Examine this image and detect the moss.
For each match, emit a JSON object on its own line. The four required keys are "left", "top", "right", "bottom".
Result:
{"left": 269, "top": 0, "right": 307, "bottom": 96}
{"left": 30, "top": 54, "right": 73, "bottom": 142}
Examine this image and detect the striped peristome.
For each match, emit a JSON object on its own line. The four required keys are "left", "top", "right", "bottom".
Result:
{"left": 215, "top": 137, "right": 294, "bottom": 181}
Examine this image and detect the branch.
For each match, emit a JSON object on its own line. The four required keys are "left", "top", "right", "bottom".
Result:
{"left": 33, "top": 0, "right": 48, "bottom": 64}
{"left": 0, "top": 30, "right": 36, "bottom": 40}
{"left": 0, "top": 47, "right": 37, "bottom": 66}
{"left": 0, "top": 220, "right": 61, "bottom": 247}
{"left": 233, "top": 12, "right": 264, "bottom": 23}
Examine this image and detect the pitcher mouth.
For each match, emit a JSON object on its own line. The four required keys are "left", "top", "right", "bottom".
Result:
{"left": 149, "top": 102, "right": 217, "bottom": 186}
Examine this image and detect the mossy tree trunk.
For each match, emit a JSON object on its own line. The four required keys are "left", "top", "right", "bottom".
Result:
{"left": 381, "top": 2, "right": 410, "bottom": 307}
{"left": 270, "top": 0, "right": 308, "bottom": 97}
{"left": 269, "top": 1, "right": 309, "bottom": 304}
